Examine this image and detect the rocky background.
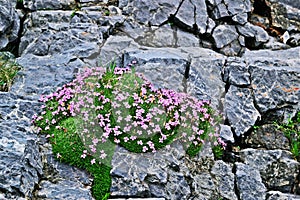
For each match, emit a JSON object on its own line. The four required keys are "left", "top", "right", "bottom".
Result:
{"left": 0, "top": 0, "right": 300, "bottom": 199}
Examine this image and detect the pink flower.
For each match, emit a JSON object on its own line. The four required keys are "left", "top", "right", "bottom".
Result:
{"left": 91, "top": 159, "right": 96, "bottom": 165}
{"left": 92, "top": 138, "right": 99, "bottom": 145}
{"left": 142, "top": 146, "right": 148, "bottom": 152}
{"left": 137, "top": 140, "right": 143, "bottom": 145}
{"left": 56, "top": 153, "right": 62, "bottom": 159}
{"left": 81, "top": 154, "right": 87, "bottom": 159}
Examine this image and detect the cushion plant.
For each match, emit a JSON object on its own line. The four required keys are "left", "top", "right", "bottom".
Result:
{"left": 33, "top": 63, "right": 226, "bottom": 199}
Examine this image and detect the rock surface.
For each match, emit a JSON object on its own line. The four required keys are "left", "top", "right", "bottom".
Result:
{"left": 0, "top": 0, "right": 20, "bottom": 50}
{"left": 0, "top": 0, "right": 300, "bottom": 199}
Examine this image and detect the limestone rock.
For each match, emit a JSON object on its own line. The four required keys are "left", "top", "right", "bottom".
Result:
{"left": 211, "top": 160, "right": 238, "bottom": 200}
{"left": 186, "top": 49, "right": 226, "bottom": 109}
{"left": 20, "top": 10, "right": 125, "bottom": 57}
{"left": 244, "top": 47, "right": 300, "bottom": 114}
{"left": 23, "top": 0, "right": 76, "bottom": 11}
{"left": 212, "top": 25, "right": 239, "bottom": 49}
{"left": 15, "top": 54, "right": 85, "bottom": 100}
{"left": 123, "top": 48, "right": 189, "bottom": 92}
{"left": 98, "top": 35, "right": 139, "bottom": 66}
{"left": 110, "top": 142, "right": 191, "bottom": 199}
{"left": 209, "top": 0, "right": 251, "bottom": 24}
{"left": 267, "top": 191, "right": 300, "bottom": 200}
{"left": 223, "top": 57, "right": 250, "bottom": 86}
{"left": 224, "top": 86, "right": 261, "bottom": 137}
{"left": 120, "top": 0, "right": 181, "bottom": 25}
{"left": 0, "top": 0, "right": 20, "bottom": 50}
{"left": 235, "top": 162, "right": 267, "bottom": 200}
{"left": 240, "top": 148, "right": 300, "bottom": 192}
{"left": 288, "top": 33, "right": 300, "bottom": 47}
{"left": 134, "top": 25, "right": 200, "bottom": 48}
{"left": 219, "top": 124, "right": 235, "bottom": 143}
{"left": 237, "top": 22, "right": 269, "bottom": 48}
{"left": 245, "top": 124, "right": 290, "bottom": 150}
{"left": 175, "top": 0, "right": 208, "bottom": 34}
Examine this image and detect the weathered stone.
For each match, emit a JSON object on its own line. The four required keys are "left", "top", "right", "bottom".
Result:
{"left": 219, "top": 124, "right": 235, "bottom": 143}
{"left": 225, "top": 86, "right": 261, "bottom": 136}
{"left": 223, "top": 57, "right": 250, "bottom": 86}
{"left": 98, "top": 35, "right": 139, "bottom": 66}
{"left": 110, "top": 142, "right": 191, "bottom": 199}
{"left": 20, "top": 10, "right": 125, "bottom": 57}
{"left": 240, "top": 148, "right": 300, "bottom": 192}
{"left": 210, "top": 0, "right": 251, "bottom": 22}
{"left": 0, "top": 119, "right": 43, "bottom": 198}
{"left": 235, "top": 162, "right": 267, "bottom": 200}
{"left": 263, "top": 36, "right": 291, "bottom": 50}
{"left": 0, "top": 0, "right": 20, "bottom": 50}
{"left": 123, "top": 48, "right": 189, "bottom": 92}
{"left": 185, "top": 48, "right": 226, "bottom": 109}
{"left": 134, "top": 25, "right": 199, "bottom": 48}
{"left": 120, "top": 0, "right": 181, "bottom": 25}
{"left": 211, "top": 160, "right": 238, "bottom": 200}
{"left": 265, "top": 0, "right": 300, "bottom": 31}
{"left": 23, "top": 0, "right": 76, "bottom": 11}
{"left": 14, "top": 54, "right": 85, "bottom": 100}
{"left": 212, "top": 25, "right": 239, "bottom": 49}
{"left": 245, "top": 124, "right": 290, "bottom": 150}
{"left": 244, "top": 48, "right": 300, "bottom": 114}
{"left": 35, "top": 180, "right": 93, "bottom": 200}
{"left": 34, "top": 138, "right": 93, "bottom": 199}
{"left": 288, "top": 33, "right": 300, "bottom": 47}
{"left": 267, "top": 191, "right": 300, "bottom": 200}
{"left": 175, "top": 0, "right": 208, "bottom": 34}
{"left": 237, "top": 22, "right": 269, "bottom": 48}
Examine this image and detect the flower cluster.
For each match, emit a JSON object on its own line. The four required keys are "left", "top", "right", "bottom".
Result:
{"left": 33, "top": 64, "right": 226, "bottom": 166}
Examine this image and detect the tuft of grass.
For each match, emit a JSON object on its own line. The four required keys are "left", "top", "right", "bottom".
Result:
{"left": 0, "top": 52, "right": 21, "bottom": 92}
{"left": 275, "top": 112, "right": 300, "bottom": 160}
{"left": 33, "top": 63, "right": 225, "bottom": 199}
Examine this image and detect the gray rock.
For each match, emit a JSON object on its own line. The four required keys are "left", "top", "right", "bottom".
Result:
{"left": 219, "top": 124, "right": 235, "bottom": 143}
{"left": 210, "top": 0, "right": 251, "bottom": 22}
{"left": 134, "top": 25, "right": 199, "bottom": 48}
{"left": 34, "top": 139, "right": 93, "bottom": 199}
{"left": 185, "top": 48, "right": 226, "bottom": 109}
{"left": 190, "top": 173, "right": 217, "bottom": 199}
{"left": 23, "top": 0, "right": 76, "bottom": 11}
{"left": 0, "top": 0, "right": 20, "bottom": 50}
{"left": 235, "top": 162, "right": 267, "bottom": 200}
{"left": 288, "top": 33, "right": 300, "bottom": 47}
{"left": 237, "top": 22, "right": 269, "bottom": 48}
{"left": 121, "top": 0, "right": 181, "bottom": 25}
{"left": 14, "top": 54, "right": 84, "bottom": 100}
{"left": 245, "top": 124, "right": 290, "bottom": 150}
{"left": 211, "top": 160, "right": 238, "bottom": 200}
{"left": 244, "top": 48, "right": 300, "bottom": 114}
{"left": 175, "top": 0, "right": 208, "bottom": 34}
{"left": 224, "top": 86, "right": 261, "bottom": 137}
{"left": 35, "top": 180, "right": 93, "bottom": 200}
{"left": 110, "top": 142, "right": 191, "bottom": 199}
{"left": 212, "top": 25, "right": 239, "bottom": 49}
{"left": 20, "top": 10, "right": 125, "bottom": 57}
{"left": 223, "top": 57, "right": 250, "bottom": 86}
{"left": 263, "top": 36, "right": 291, "bottom": 50}
{"left": 265, "top": 0, "right": 300, "bottom": 31}
{"left": 240, "top": 148, "right": 300, "bottom": 192}
{"left": 267, "top": 191, "right": 300, "bottom": 200}
{"left": 0, "top": 102, "right": 43, "bottom": 198}
{"left": 98, "top": 35, "right": 139, "bottom": 66}
{"left": 123, "top": 48, "right": 189, "bottom": 92}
